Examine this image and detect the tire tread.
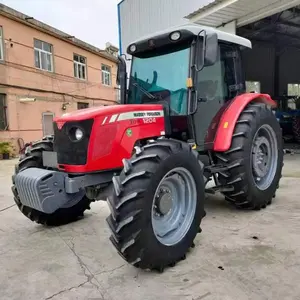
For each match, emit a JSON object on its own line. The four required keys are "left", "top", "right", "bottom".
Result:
{"left": 216, "top": 103, "right": 283, "bottom": 210}
{"left": 106, "top": 138, "right": 204, "bottom": 271}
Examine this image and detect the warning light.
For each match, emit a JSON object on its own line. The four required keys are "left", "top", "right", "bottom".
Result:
{"left": 186, "top": 78, "right": 193, "bottom": 88}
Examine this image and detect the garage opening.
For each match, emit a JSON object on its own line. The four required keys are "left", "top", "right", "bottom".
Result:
{"left": 237, "top": 6, "right": 300, "bottom": 149}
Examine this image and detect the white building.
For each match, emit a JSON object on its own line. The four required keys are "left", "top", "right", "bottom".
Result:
{"left": 118, "top": 0, "right": 300, "bottom": 98}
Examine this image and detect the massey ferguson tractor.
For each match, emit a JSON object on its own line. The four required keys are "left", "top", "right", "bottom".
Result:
{"left": 11, "top": 24, "right": 283, "bottom": 272}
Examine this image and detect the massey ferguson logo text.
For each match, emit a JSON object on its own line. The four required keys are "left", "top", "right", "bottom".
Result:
{"left": 133, "top": 112, "right": 161, "bottom": 117}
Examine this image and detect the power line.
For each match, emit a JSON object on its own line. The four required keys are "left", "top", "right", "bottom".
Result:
{"left": 0, "top": 74, "right": 115, "bottom": 96}
{"left": 4, "top": 37, "right": 117, "bottom": 73}
{"left": 2, "top": 60, "right": 117, "bottom": 85}
{"left": 0, "top": 83, "right": 118, "bottom": 104}
{"left": 1, "top": 40, "right": 119, "bottom": 103}
{"left": 1, "top": 61, "right": 118, "bottom": 96}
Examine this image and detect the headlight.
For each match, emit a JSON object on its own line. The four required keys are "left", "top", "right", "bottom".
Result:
{"left": 170, "top": 31, "right": 181, "bottom": 41}
{"left": 75, "top": 128, "right": 84, "bottom": 141}
{"left": 129, "top": 44, "right": 136, "bottom": 53}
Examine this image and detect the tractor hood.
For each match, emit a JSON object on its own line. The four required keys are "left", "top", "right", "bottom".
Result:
{"left": 52, "top": 103, "right": 166, "bottom": 173}
{"left": 54, "top": 104, "right": 164, "bottom": 122}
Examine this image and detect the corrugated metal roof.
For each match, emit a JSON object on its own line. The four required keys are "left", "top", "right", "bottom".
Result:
{"left": 186, "top": 0, "right": 224, "bottom": 19}
{"left": 185, "top": 0, "right": 300, "bottom": 28}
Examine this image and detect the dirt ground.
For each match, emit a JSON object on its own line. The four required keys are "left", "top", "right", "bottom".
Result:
{"left": 0, "top": 154, "right": 300, "bottom": 300}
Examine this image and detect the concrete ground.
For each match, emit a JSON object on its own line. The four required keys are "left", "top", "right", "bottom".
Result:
{"left": 1, "top": 155, "right": 300, "bottom": 300}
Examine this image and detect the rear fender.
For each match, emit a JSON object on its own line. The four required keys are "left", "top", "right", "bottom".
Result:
{"left": 213, "top": 93, "right": 277, "bottom": 152}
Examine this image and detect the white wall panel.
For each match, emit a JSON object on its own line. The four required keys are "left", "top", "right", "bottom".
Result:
{"left": 118, "top": 0, "right": 212, "bottom": 54}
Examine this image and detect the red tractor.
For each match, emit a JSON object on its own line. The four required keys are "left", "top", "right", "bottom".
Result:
{"left": 12, "top": 24, "right": 283, "bottom": 272}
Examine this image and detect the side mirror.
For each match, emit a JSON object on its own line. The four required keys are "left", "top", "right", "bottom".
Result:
{"left": 194, "top": 30, "right": 218, "bottom": 72}
{"left": 117, "top": 56, "right": 126, "bottom": 85}
{"left": 117, "top": 56, "right": 127, "bottom": 104}
{"left": 204, "top": 32, "right": 218, "bottom": 67}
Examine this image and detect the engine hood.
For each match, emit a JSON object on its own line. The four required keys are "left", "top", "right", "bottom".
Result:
{"left": 54, "top": 104, "right": 164, "bottom": 122}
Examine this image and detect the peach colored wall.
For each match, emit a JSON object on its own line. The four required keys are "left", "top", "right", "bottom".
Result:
{"left": 0, "top": 14, "right": 118, "bottom": 152}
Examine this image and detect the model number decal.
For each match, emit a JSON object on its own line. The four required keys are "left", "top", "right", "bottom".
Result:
{"left": 143, "top": 117, "right": 156, "bottom": 124}
{"left": 100, "top": 110, "right": 164, "bottom": 125}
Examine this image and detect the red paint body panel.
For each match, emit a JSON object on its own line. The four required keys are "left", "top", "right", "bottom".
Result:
{"left": 213, "top": 93, "right": 277, "bottom": 152}
{"left": 54, "top": 104, "right": 165, "bottom": 173}
{"left": 54, "top": 104, "right": 163, "bottom": 122}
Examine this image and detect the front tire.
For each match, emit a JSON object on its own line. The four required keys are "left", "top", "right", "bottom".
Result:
{"left": 216, "top": 103, "right": 284, "bottom": 210}
{"left": 106, "top": 139, "right": 205, "bottom": 271}
{"left": 12, "top": 136, "right": 92, "bottom": 226}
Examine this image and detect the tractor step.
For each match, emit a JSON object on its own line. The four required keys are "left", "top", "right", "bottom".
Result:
{"left": 204, "top": 164, "right": 229, "bottom": 174}
{"left": 205, "top": 185, "right": 234, "bottom": 194}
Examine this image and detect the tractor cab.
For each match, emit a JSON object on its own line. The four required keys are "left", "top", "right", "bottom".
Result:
{"left": 118, "top": 24, "right": 252, "bottom": 149}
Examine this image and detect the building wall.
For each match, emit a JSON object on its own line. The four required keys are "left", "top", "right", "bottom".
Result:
{"left": 279, "top": 47, "right": 300, "bottom": 95}
{"left": 241, "top": 42, "right": 276, "bottom": 96}
{"left": 242, "top": 41, "right": 300, "bottom": 97}
{"left": 0, "top": 14, "right": 117, "bottom": 150}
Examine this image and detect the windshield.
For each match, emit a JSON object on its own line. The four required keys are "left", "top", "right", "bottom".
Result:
{"left": 127, "top": 47, "right": 190, "bottom": 115}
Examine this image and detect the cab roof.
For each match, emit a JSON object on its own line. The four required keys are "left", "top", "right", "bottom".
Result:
{"left": 128, "top": 23, "right": 252, "bottom": 49}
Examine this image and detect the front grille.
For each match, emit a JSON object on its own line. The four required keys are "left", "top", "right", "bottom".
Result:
{"left": 53, "top": 119, "right": 94, "bottom": 165}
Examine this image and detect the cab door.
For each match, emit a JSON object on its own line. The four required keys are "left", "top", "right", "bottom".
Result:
{"left": 191, "top": 43, "right": 244, "bottom": 150}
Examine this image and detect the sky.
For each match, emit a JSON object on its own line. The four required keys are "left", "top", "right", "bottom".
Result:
{"left": 1, "top": 0, "right": 120, "bottom": 49}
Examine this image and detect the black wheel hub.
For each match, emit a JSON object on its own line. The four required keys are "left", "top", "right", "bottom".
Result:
{"left": 154, "top": 188, "right": 173, "bottom": 216}
{"left": 252, "top": 136, "right": 271, "bottom": 178}
{"left": 251, "top": 124, "right": 278, "bottom": 190}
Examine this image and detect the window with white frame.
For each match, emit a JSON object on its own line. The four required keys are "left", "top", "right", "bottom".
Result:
{"left": 74, "top": 54, "right": 86, "bottom": 80}
{"left": 0, "top": 26, "right": 4, "bottom": 61}
{"left": 287, "top": 83, "right": 300, "bottom": 96}
{"left": 246, "top": 81, "right": 261, "bottom": 93}
{"left": 102, "top": 64, "right": 111, "bottom": 86}
{"left": 34, "top": 39, "right": 53, "bottom": 72}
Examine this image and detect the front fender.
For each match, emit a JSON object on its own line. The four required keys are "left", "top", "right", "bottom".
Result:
{"left": 213, "top": 93, "right": 277, "bottom": 152}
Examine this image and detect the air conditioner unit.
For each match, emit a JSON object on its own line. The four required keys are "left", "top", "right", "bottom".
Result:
{"left": 19, "top": 97, "right": 36, "bottom": 103}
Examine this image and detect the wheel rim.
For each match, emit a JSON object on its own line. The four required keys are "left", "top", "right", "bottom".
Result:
{"left": 151, "top": 167, "right": 197, "bottom": 246}
{"left": 251, "top": 124, "right": 278, "bottom": 190}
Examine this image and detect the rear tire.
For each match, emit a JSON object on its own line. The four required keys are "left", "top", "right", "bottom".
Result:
{"left": 215, "top": 103, "right": 283, "bottom": 210}
{"left": 106, "top": 139, "right": 205, "bottom": 271}
{"left": 12, "top": 136, "right": 92, "bottom": 226}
